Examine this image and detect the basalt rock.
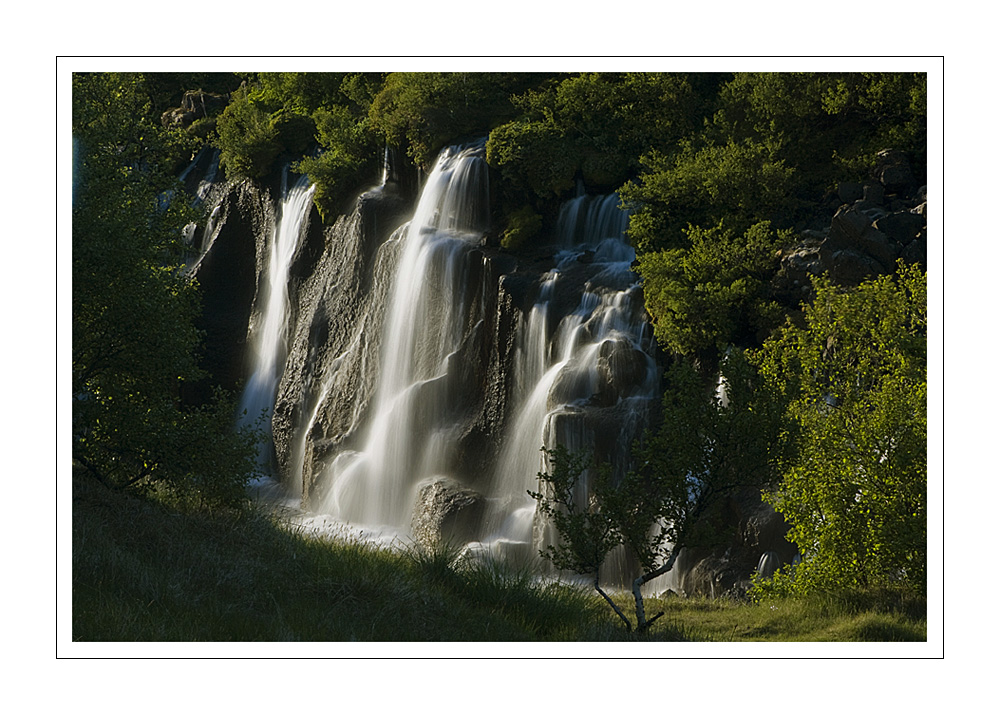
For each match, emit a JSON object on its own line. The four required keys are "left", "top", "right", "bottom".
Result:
{"left": 411, "top": 478, "right": 487, "bottom": 549}
{"left": 187, "top": 181, "right": 273, "bottom": 400}
{"left": 671, "top": 488, "right": 798, "bottom": 599}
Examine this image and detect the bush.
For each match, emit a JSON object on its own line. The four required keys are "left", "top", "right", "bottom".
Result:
{"left": 499, "top": 205, "right": 544, "bottom": 251}
{"left": 636, "top": 221, "right": 787, "bottom": 359}
{"left": 751, "top": 264, "right": 927, "bottom": 596}
{"left": 214, "top": 85, "right": 282, "bottom": 179}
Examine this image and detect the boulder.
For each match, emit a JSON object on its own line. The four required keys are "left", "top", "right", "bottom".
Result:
{"left": 595, "top": 339, "right": 651, "bottom": 406}
{"left": 671, "top": 489, "right": 797, "bottom": 598}
{"left": 823, "top": 248, "right": 886, "bottom": 286}
{"left": 826, "top": 206, "right": 898, "bottom": 272}
{"left": 875, "top": 149, "right": 916, "bottom": 194}
{"left": 863, "top": 183, "right": 885, "bottom": 205}
{"left": 874, "top": 211, "right": 925, "bottom": 246}
{"left": 837, "top": 181, "right": 863, "bottom": 203}
{"left": 161, "top": 90, "right": 229, "bottom": 128}
{"left": 827, "top": 206, "right": 872, "bottom": 251}
{"left": 411, "top": 478, "right": 486, "bottom": 549}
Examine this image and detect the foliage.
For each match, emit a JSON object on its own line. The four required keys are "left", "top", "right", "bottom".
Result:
{"left": 531, "top": 351, "right": 791, "bottom": 631}
{"left": 214, "top": 83, "right": 284, "bottom": 179}
{"left": 369, "top": 72, "right": 543, "bottom": 167}
{"left": 73, "top": 72, "right": 261, "bottom": 507}
{"left": 621, "top": 137, "right": 798, "bottom": 254}
{"left": 751, "top": 263, "right": 927, "bottom": 597}
{"left": 635, "top": 221, "right": 788, "bottom": 359}
{"left": 487, "top": 72, "right": 702, "bottom": 201}
{"left": 212, "top": 73, "right": 384, "bottom": 218}
{"left": 499, "top": 205, "right": 544, "bottom": 251}
{"left": 294, "top": 103, "right": 379, "bottom": 220}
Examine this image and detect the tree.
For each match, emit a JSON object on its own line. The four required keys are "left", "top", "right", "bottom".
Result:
{"left": 531, "top": 351, "right": 791, "bottom": 631}
{"left": 73, "top": 72, "right": 261, "bottom": 507}
{"left": 635, "top": 220, "right": 788, "bottom": 363}
{"left": 751, "top": 263, "right": 927, "bottom": 596}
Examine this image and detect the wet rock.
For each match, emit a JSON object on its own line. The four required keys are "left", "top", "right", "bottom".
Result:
{"left": 411, "top": 478, "right": 486, "bottom": 549}
{"left": 596, "top": 339, "right": 650, "bottom": 406}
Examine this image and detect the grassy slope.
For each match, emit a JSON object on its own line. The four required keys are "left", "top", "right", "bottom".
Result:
{"left": 71, "top": 472, "right": 925, "bottom": 643}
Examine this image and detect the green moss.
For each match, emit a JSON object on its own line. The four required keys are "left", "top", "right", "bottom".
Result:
{"left": 500, "top": 205, "right": 543, "bottom": 251}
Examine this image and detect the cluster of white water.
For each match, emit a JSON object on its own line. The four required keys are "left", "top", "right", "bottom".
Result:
{"left": 320, "top": 142, "right": 489, "bottom": 530}
{"left": 236, "top": 145, "right": 659, "bottom": 577}
{"left": 238, "top": 170, "right": 316, "bottom": 438}
{"left": 478, "top": 193, "right": 658, "bottom": 563}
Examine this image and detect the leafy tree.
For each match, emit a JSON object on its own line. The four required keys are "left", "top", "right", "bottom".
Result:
{"left": 621, "top": 137, "right": 797, "bottom": 254}
{"left": 751, "top": 263, "right": 927, "bottom": 597}
{"left": 369, "top": 72, "right": 544, "bottom": 168}
{"left": 294, "top": 102, "right": 379, "bottom": 221}
{"left": 635, "top": 221, "right": 788, "bottom": 362}
{"left": 531, "top": 351, "right": 791, "bottom": 631}
{"left": 214, "top": 83, "right": 284, "bottom": 179}
{"left": 73, "top": 72, "right": 261, "bottom": 507}
{"left": 487, "top": 72, "right": 702, "bottom": 200}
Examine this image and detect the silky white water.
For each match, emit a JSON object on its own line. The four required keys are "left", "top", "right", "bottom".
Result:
{"left": 321, "top": 142, "right": 489, "bottom": 529}
{"left": 239, "top": 170, "right": 316, "bottom": 440}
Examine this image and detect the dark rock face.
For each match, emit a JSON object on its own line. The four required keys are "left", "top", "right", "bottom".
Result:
{"left": 411, "top": 478, "right": 486, "bottom": 549}
{"left": 875, "top": 149, "right": 916, "bottom": 194}
{"left": 671, "top": 487, "right": 798, "bottom": 599}
{"left": 778, "top": 166, "right": 927, "bottom": 292}
{"left": 187, "top": 181, "right": 273, "bottom": 402}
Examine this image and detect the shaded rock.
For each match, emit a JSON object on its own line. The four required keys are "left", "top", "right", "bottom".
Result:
{"left": 411, "top": 478, "right": 486, "bottom": 549}
{"left": 672, "top": 488, "right": 797, "bottom": 598}
{"left": 863, "top": 183, "right": 885, "bottom": 204}
{"left": 900, "top": 235, "right": 927, "bottom": 268}
{"left": 838, "top": 181, "right": 863, "bottom": 203}
{"left": 161, "top": 90, "right": 229, "bottom": 128}
{"left": 596, "top": 339, "right": 650, "bottom": 406}
{"left": 826, "top": 248, "right": 886, "bottom": 286}
{"left": 875, "top": 149, "right": 916, "bottom": 194}
{"left": 874, "top": 211, "right": 925, "bottom": 246}
{"left": 186, "top": 181, "right": 272, "bottom": 401}
{"left": 828, "top": 206, "right": 873, "bottom": 251}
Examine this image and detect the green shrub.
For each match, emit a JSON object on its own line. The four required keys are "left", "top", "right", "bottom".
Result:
{"left": 499, "top": 205, "right": 544, "bottom": 251}
{"left": 214, "top": 86, "right": 282, "bottom": 179}
{"left": 636, "top": 221, "right": 787, "bottom": 358}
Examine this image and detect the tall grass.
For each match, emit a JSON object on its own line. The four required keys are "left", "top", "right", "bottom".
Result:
{"left": 72, "top": 471, "right": 925, "bottom": 642}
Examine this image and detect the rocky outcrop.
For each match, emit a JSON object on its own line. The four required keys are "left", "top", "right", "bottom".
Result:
{"left": 185, "top": 180, "right": 273, "bottom": 403}
{"left": 668, "top": 487, "right": 798, "bottom": 599}
{"left": 161, "top": 90, "right": 229, "bottom": 129}
{"left": 778, "top": 150, "right": 927, "bottom": 293}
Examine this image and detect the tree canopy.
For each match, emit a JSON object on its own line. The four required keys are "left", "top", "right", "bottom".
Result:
{"left": 752, "top": 263, "right": 927, "bottom": 596}
{"left": 73, "top": 72, "right": 260, "bottom": 507}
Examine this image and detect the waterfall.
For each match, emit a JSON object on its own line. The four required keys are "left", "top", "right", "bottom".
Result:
{"left": 238, "top": 169, "right": 316, "bottom": 450}
{"left": 247, "top": 143, "right": 660, "bottom": 583}
{"left": 320, "top": 141, "right": 490, "bottom": 530}
{"left": 481, "top": 192, "right": 659, "bottom": 570}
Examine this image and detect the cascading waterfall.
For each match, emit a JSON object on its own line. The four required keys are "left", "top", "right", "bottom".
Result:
{"left": 320, "top": 142, "right": 490, "bottom": 530}
{"left": 238, "top": 170, "right": 316, "bottom": 451}
{"left": 240, "top": 144, "right": 661, "bottom": 584}
{"left": 479, "top": 193, "right": 659, "bottom": 570}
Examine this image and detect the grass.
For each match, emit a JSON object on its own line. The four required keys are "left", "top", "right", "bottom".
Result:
{"left": 71, "top": 472, "right": 926, "bottom": 642}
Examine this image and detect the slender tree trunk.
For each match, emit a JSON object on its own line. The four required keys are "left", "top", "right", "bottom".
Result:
{"left": 595, "top": 571, "right": 632, "bottom": 632}
{"left": 631, "top": 549, "right": 678, "bottom": 632}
